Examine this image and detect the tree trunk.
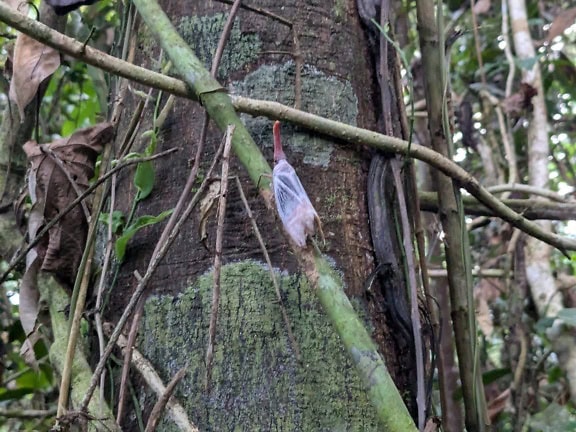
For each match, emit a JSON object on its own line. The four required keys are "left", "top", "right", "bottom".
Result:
{"left": 105, "top": 1, "right": 410, "bottom": 430}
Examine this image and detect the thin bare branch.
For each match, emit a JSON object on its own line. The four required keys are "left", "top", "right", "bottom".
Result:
{"left": 110, "top": 327, "right": 199, "bottom": 432}
{"left": 391, "top": 161, "right": 426, "bottom": 429}
{"left": 205, "top": 125, "right": 235, "bottom": 391}
{"left": 116, "top": 278, "right": 146, "bottom": 425}
{"left": 145, "top": 366, "right": 188, "bottom": 432}
{"left": 235, "top": 176, "right": 301, "bottom": 361}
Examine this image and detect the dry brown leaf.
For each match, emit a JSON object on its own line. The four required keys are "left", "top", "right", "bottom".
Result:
{"left": 18, "top": 249, "right": 41, "bottom": 368}
{"left": 487, "top": 388, "right": 511, "bottom": 422}
{"left": 545, "top": 8, "right": 576, "bottom": 44}
{"left": 502, "top": 82, "right": 537, "bottom": 116}
{"left": 8, "top": 32, "right": 60, "bottom": 120}
{"left": 473, "top": 0, "right": 491, "bottom": 15}
{"left": 198, "top": 180, "right": 221, "bottom": 246}
{"left": 23, "top": 122, "right": 112, "bottom": 288}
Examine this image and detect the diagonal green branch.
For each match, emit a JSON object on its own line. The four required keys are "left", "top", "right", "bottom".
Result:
{"left": 0, "top": 3, "right": 574, "bottom": 252}
{"left": 128, "top": 1, "right": 415, "bottom": 430}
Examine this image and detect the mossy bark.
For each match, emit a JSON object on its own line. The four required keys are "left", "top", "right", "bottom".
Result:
{"left": 139, "top": 261, "right": 379, "bottom": 431}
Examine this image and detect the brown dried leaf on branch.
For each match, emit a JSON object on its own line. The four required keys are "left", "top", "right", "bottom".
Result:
{"left": 17, "top": 123, "right": 112, "bottom": 366}
{"left": 8, "top": 32, "right": 60, "bottom": 120}
{"left": 22, "top": 123, "right": 113, "bottom": 286}
{"left": 501, "top": 82, "right": 537, "bottom": 116}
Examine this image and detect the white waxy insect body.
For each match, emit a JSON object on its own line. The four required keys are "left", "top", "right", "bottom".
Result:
{"left": 272, "top": 121, "right": 320, "bottom": 247}
{"left": 273, "top": 159, "right": 318, "bottom": 247}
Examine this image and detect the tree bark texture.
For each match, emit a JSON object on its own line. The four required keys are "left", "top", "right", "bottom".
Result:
{"left": 105, "top": 1, "right": 409, "bottom": 429}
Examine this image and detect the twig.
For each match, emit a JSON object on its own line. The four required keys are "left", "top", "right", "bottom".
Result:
{"left": 487, "top": 183, "right": 570, "bottom": 202}
{"left": 0, "top": 407, "right": 56, "bottom": 418}
{"left": 39, "top": 145, "right": 91, "bottom": 222}
{"left": 391, "top": 161, "right": 426, "bottom": 430}
{"left": 292, "top": 27, "right": 303, "bottom": 110}
{"left": 235, "top": 176, "right": 301, "bottom": 361}
{"left": 57, "top": 186, "right": 106, "bottom": 418}
{"left": 205, "top": 125, "right": 234, "bottom": 391}
{"left": 95, "top": 173, "right": 117, "bottom": 405}
{"left": 214, "top": 0, "right": 292, "bottom": 27}
{"left": 145, "top": 366, "right": 188, "bottom": 432}
{"left": 470, "top": 0, "right": 487, "bottom": 88}
{"left": 211, "top": 0, "right": 242, "bottom": 77}
{"left": 110, "top": 327, "right": 199, "bottom": 432}
{"left": 79, "top": 136, "right": 226, "bottom": 413}
{"left": 428, "top": 268, "right": 512, "bottom": 278}
{"left": 0, "top": 148, "right": 179, "bottom": 285}
{"left": 480, "top": 90, "right": 517, "bottom": 187}
{"left": 501, "top": 0, "right": 516, "bottom": 99}
{"left": 116, "top": 273, "right": 146, "bottom": 425}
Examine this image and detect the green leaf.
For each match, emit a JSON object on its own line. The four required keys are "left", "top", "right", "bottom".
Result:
{"left": 0, "top": 387, "right": 35, "bottom": 401}
{"left": 557, "top": 308, "right": 576, "bottom": 327}
{"left": 114, "top": 210, "right": 173, "bottom": 261}
{"left": 516, "top": 56, "right": 538, "bottom": 71}
{"left": 482, "top": 367, "right": 511, "bottom": 385}
{"left": 99, "top": 210, "right": 125, "bottom": 234}
{"left": 535, "top": 316, "right": 555, "bottom": 334}
{"left": 134, "top": 161, "right": 155, "bottom": 201}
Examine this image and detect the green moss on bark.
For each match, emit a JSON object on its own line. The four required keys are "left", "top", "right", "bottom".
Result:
{"left": 139, "top": 261, "right": 379, "bottom": 431}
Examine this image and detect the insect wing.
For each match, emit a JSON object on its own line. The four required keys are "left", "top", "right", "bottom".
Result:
{"left": 273, "top": 162, "right": 314, "bottom": 224}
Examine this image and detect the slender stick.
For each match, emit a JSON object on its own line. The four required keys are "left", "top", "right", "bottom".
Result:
{"left": 205, "top": 125, "right": 234, "bottom": 391}
{"left": 235, "top": 176, "right": 301, "bottom": 361}
{"left": 391, "top": 162, "right": 426, "bottom": 429}
{"left": 145, "top": 366, "right": 188, "bottom": 432}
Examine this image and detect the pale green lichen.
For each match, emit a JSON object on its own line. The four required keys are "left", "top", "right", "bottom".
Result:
{"left": 333, "top": 0, "right": 347, "bottom": 23}
{"left": 139, "top": 261, "right": 378, "bottom": 431}
{"left": 177, "top": 14, "right": 262, "bottom": 79}
{"left": 231, "top": 62, "right": 358, "bottom": 167}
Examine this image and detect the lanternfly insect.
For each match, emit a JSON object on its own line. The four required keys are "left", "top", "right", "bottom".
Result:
{"left": 272, "top": 121, "right": 323, "bottom": 248}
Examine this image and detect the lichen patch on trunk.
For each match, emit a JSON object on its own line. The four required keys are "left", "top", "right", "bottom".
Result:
{"left": 178, "top": 14, "right": 262, "bottom": 79}
{"left": 138, "top": 260, "right": 379, "bottom": 431}
{"left": 231, "top": 61, "right": 358, "bottom": 167}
